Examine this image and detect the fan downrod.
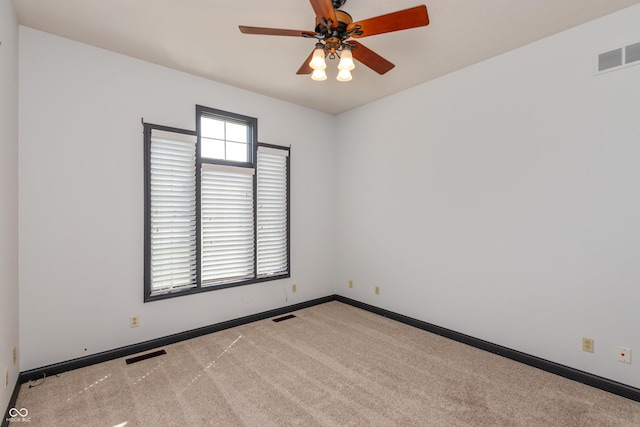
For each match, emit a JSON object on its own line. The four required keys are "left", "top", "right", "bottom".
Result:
{"left": 332, "top": 0, "right": 347, "bottom": 9}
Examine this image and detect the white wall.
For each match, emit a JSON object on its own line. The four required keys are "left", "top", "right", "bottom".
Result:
{"left": 16, "top": 3, "right": 640, "bottom": 392}
{"left": 18, "top": 27, "right": 336, "bottom": 371}
{"left": 335, "top": 5, "right": 640, "bottom": 387}
{"left": 0, "top": 0, "right": 20, "bottom": 412}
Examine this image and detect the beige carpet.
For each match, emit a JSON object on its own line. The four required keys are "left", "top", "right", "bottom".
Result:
{"left": 14, "top": 301, "right": 640, "bottom": 426}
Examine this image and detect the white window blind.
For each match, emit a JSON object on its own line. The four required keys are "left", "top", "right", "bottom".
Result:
{"left": 145, "top": 109, "right": 290, "bottom": 301}
{"left": 201, "top": 163, "right": 255, "bottom": 284}
{"left": 149, "top": 129, "right": 197, "bottom": 295}
{"left": 257, "top": 146, "right": 289, "bottom": 277}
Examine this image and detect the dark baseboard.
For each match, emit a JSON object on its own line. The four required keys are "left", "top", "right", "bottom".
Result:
{"left": 17, "top": 293, "right": 640, "bottom": 404}
{"left": 19, "top": 295, "right": 334, "bottom": 383}
{"left": 334, "top": 295, "right": 640, "bottom": 403}
{"left": 2, "top": 377, "right": 21, "bottom": 427}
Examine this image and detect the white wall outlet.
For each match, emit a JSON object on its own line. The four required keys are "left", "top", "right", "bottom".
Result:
{"left": 349, "top": 279, "right": 353, "bottom": 288}
{"left": 375, "top": 286, "right": 380, "bottom": 295}
{"left": 130, "top": 315, "right": 139, "bottom": 328}
{"left": 291, "top": 284, "right": 297, "bottom": 293}
{"left": 617, "top": 346, "right": 631, "bottom": 364}
{"left": 582, "top": 337, "right": 594, "bottom": 353}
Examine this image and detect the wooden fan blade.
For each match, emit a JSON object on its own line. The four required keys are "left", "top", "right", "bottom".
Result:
{"left": 239, "top": 26, "right": 316, "bottom": 37}
{"left": 309, "top": 0, "right": 338, "bottom": 28}
{"left": 347, "top": 5, "right": 429, "bottom": 38}
{"left": 297, "top": 50, "right": 315, "bottom": 74}
{"left": 348, "top": 41, "right": 395, "bottom": 75}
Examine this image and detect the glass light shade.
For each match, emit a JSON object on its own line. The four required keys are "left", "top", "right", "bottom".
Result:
{"left": 336, "top": 69, "right": 352, "bottom": 82}
{"left": 338, "top": 49, "right": 355, "bottom": 71}
{"left": 309, "top": 48, "right": 327, "bottom": 70}
{"left": 311, "top": 69, "right": 327, "bottom": 81}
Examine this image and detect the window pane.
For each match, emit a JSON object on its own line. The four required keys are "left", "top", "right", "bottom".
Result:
{"left": 201, "top": 138, "right": 225, "bottom": 160}
{"left": 201, "top": 116, "right": 225, "bottom": 139}
{"left": 148, "top": 129, "right": 198, "bottom": 296}
{"left": 226, "top": 122, "right": 247, "bottom": 143}
{"left": 201, "top": 167, "right": 255, "bottom": 284}
{"left": 227, "top": 141, "right": 248, "bottom": 163}
{"left": 257, "top": 147, "right": 289, "bottom": 277}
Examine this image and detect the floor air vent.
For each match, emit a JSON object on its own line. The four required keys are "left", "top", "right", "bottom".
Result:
{"left": 126, "top": 349, "right": 167, "bottom": 365}
{"left": 596, "top": 40, "right": 640, "bottom": 74}
{"left": 272, "top": 314, "right": 296, "bottom": 322}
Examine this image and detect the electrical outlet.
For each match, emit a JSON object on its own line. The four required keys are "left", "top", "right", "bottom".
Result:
{"left": 13, "top": 347, "right": 17, "bottom": 365}
{"left": 349, "top": 280, "right": 353, "bottom": 288}
{"left": 375, "top": 286, "right": 380, "bottom": 295}
{"left": 130, "top": 316, "right": 139, "bottom": 328}
{"left": 291, "top": 284, "right": 297, "bottom": 293}
{"left": 582, "top": 337, "right": 594, "bottom": 353}
{"left": 618, "top": 346, "right": 631, "bottom": 364}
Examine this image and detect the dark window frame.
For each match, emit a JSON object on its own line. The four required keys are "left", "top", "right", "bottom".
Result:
{"left": 144, "top": 107, "right": 290, "bottom": 302}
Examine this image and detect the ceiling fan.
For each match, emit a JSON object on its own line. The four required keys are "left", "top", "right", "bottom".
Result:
{"left": 239, "top": 0, "right": 429, "bottom": 81}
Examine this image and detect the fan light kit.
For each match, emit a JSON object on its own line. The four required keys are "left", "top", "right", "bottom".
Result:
{"left": 240, "top": 0, "right": 430, "bottom": 82}
{"left": 310, "top": 41, "right": 355, "bottom": 82}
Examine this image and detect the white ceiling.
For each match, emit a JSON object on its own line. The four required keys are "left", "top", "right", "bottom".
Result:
{"left": 12, "top": 0, "right": 640, "bottom": 115}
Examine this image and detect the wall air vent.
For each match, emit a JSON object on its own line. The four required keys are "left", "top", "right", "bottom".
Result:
{"left": 598, "top": 48, "right": 623, "bottom": 72}
{"left": 625, "top": 41, "right": 640, "bottom": 64}
{"left": 596, "top": 40, "right": 640, "bottom": 74}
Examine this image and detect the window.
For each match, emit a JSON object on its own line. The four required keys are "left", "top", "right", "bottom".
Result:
{"left": 200, "top": 115, "right": 251, "bottom": 162}
{"left": 144, "top": 107, "right": 290, "bottom": 301}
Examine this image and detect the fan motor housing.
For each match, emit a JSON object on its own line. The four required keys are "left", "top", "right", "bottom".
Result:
{"left": 315, "top": 10, "right": 353, "bottom": 36}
